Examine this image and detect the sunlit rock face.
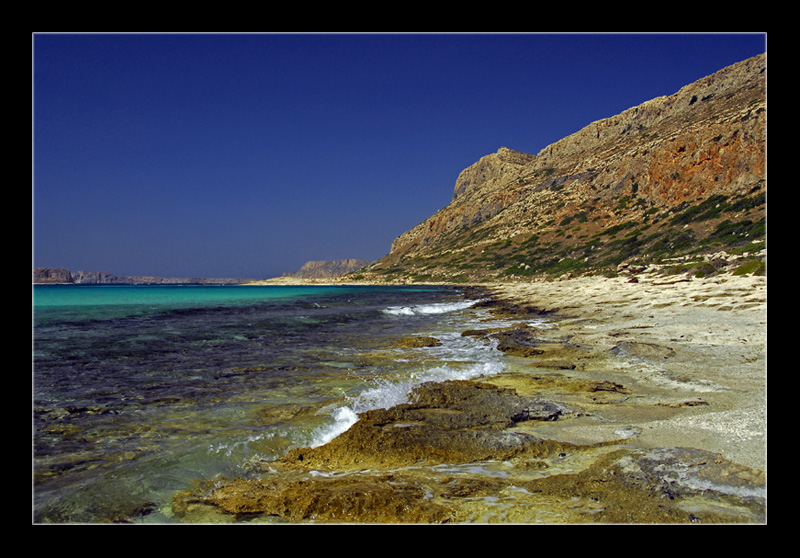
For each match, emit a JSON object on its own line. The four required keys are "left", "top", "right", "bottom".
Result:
{"left": 368, "top": 54, "right": 765, "bottom": 283}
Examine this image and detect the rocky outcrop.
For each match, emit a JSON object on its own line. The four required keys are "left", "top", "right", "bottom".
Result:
{"left": 279, "top": 380, "right": 571, "bottom": 471}
{"left": 452, "top": 147, "right": 536, "bottom": 201}
{"left": 33, "top": 267, "right": 73, "bottom": 283}
{"left": 367, "top": 54, "right": 766, "bottom": 283}
{"left": 283, "top": 259, "right": 371, "bottom": 279}
{"left": 389, "top": 147, "right": 536, "bottom": 255}
{"left": 173, "top": 379, "right": 765, "bottom": 524}
{"left": 71, "top": 271, "right": 129, "bottom": 284}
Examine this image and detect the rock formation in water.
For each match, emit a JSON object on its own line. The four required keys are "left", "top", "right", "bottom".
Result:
{"left": 173, "top": 378, "right": 765, "bottom": 523}
{"left": 358, "top": 54, "right": 765, "bottom": 283}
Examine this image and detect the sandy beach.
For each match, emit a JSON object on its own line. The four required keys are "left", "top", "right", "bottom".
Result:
{"left": 484, "top": 270, "right": 767, "bottom": 473}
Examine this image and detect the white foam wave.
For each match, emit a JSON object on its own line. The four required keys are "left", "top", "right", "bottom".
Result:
{"left": 382, "top": 299, "right": 481, "bottom": 317}
{"left": 311, "top": 406, "right": 360, "bottom": 448}
{"left": 308, "top": 330, "right": 505, "bottom": 448}
{"left": 303, "top": 295, "right": 512, "bottom": 449}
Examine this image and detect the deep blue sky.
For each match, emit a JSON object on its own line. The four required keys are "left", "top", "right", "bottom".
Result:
{"left": 32, "top": 32, "right": 766, "bottom": 279}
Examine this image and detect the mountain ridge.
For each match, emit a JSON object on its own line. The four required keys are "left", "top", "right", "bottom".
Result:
{"left": 34, "top": 54, "right": 766, "bottom": 287}
{"left": 354, "top": 53, "right": 765, "bottom": 283}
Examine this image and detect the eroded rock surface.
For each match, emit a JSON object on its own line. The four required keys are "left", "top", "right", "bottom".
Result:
{"left": 171, "top": 378, "right": 765, "bottom": 524}
{"left": 177, "top": 474, "right": 455, "bottom": 523}
{"left": 520, "top": 447, "right": 766, "bottom": 523}
{"left": 281, "top": 380, "right": 572, "bottom": 471}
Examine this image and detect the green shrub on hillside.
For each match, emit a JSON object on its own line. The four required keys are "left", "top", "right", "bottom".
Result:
{"left": 733, "top": 259, "right": 766, "bottom": 276}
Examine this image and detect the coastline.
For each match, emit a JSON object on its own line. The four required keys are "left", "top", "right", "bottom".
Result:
{"left": 172, "top": 270, "right": 767, "bottom": 523}
{"left": 483, "top": 271, "right": 767, "bottom": 473}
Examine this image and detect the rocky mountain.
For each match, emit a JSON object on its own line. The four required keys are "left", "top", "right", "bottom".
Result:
{"left": 355, "top": 53, "right": 766, "bottom": 283}
{"left": 283, "top": 259, "right": 372, "bottom": 280}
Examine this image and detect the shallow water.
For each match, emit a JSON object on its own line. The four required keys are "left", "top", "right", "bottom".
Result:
{"left": 33, "top": 284, "right": 520, "bottom": 523}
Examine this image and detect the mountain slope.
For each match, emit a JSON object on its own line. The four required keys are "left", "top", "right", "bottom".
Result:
{"left": 283, "top": 259, "right": 372, "bottom": 279}
{"left": 357, "top": 54, "right": 765, "bottom": 283}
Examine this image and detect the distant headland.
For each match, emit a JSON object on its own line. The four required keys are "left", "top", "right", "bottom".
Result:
{"left": 32, "top": 267, "right": 257, "bottom": 285}
{"left": 33, "top": 258, "right": 373, "bottom": 285}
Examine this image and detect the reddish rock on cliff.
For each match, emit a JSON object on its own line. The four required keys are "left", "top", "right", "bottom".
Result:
{"left": 368, "top": 53, "right": 765, "bottom": 282}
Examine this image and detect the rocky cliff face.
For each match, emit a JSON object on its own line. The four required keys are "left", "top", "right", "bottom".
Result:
{"left": 284, "top": 259, "right": 372, "bottom": 280}
{"left": 365, "top": 54, "right": 766, "bottom": 283}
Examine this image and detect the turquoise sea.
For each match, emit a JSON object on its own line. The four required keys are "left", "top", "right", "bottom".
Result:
{"left": 33, "top": 284, "right": 521, "bottom": 523}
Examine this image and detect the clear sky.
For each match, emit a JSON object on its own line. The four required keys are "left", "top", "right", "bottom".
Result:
{"left": 32, "top": 32, "right": 766, "bottom": 279}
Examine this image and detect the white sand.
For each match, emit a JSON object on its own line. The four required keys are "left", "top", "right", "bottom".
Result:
{"left": 486, "top": 271, "right": 767, "bottom": 472}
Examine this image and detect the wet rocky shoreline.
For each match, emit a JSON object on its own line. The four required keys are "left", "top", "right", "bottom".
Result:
{"left": 171, "top": 276, "right": 767, "bottom": 524}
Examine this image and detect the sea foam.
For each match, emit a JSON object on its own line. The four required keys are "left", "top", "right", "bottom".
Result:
{"left": 308, "top": 309, "right": 505, "bottom": 449}
{"left": 382, "top": 299, "right": 481, "bottom": 316}
{"left": 308, "top": 358, "right": 505, "bottom": 449}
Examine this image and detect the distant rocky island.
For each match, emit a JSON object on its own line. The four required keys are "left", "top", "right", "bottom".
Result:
{"left": 33, "top": 259, "right": 373, "bottom": 285}
{"left": 32, "top": 268, "right": 256, "bottom": 285}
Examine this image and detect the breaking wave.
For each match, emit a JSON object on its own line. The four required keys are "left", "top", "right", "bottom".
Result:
{"left": 309, "top": 300, "right": 504, "bottom": 448}
{"left": 308, "top": 357, "right": 505, "bottom": 448}
{"left": 382, "top": 299, "right": 481, "bottom": 317}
